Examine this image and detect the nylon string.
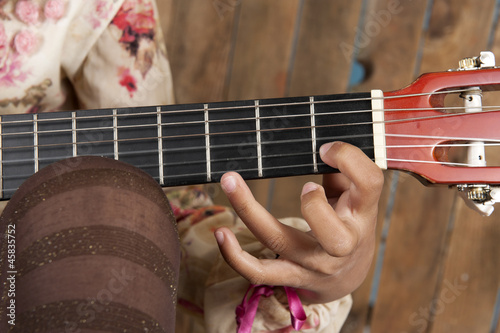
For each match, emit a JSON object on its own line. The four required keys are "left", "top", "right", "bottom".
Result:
{"left": 0, "top": 88, "right": 498, "bottom": 175}
{"left": 0, "top": 108, "right": 498, "bottom": 151}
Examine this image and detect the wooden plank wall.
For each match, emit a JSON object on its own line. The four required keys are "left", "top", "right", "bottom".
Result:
{"left": 157, "top": 1, "right": 500, "bottom": 332}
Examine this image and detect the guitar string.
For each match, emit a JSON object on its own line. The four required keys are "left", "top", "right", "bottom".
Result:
{"left": 0, "top": 87, "right": 474, "bottom": 126}
{"left": 0, "top": 133, "right": 373, "bottom": 168}
{"left": 3, "top": 128, "right": 500, "bottom": 165}
{"left": 0, "top": 87, "right": 497, "bottom": 187}
{"left": 0, "top": 87, "right": 494, "bottom": 140}
{"left": 2, "top": 140, "right": 489, "bottom": 173}
{"left": 1, "top": 98, "right": 498, "bottom": 148}
{"left": 0, "top": 99, "right": 498, "bottom": 170}
{"left": 0, "top": 153, "right": 475, "bottom": 190}
{"left": 1, "top": 132, "right": 498, "bottom": 179}
{"left": 1, "top": 104, "right": 500, "bottom": 139}
{"left": 0, "top": 156, "right": 485, "bottom": 194}
{"left": 2, "top": 115, "right": 496, "bottom": 185}
{"left": 1, "top": 139, "right": 496, "bottom": 191}
{"left": 2, "top": 137, "right": 500, "bottom": 179}
{"left": 0, "top": 106, "right": 498, "bottom": 156}
{"left": 0, "top": 151, "right": 328, "bottom": 182}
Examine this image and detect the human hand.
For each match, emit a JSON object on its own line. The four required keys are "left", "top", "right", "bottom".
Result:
{"left": 214, "top": 142, "right": 384, "bottom": 303}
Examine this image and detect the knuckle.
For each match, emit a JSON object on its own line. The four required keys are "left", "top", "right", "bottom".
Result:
{"left": 336, "top": 142, "right": 356, "bottom": 161}
{"left": 303, "top": 247, "right": 335, "bottom": 275}
{"left": 301, "top": 200, "right": 316, "bottom": 217}
{"left": 223, "top": 252, "right": 239, "bottom": 269}
{"left": 301, "top": 192, "right": 325, "bottom": 218}
{"left": 367, "top": 168, "right": 385, "bottom": 192}
{"left": 234, "top": 199, "right": 254, "bottom": 219}
{"left": 315, "top": 262, "right": 337, "bottom": 276}
{"left": 264, "top": 232, "right": 289, "bottom": 254}
{"left": 324, "top": 236, "right": 357, "bottom": 257}
{"left": 246, "top": 270, "right": 265, "bottom": 285}
{"left": 358, "top": 166, "right": 384, "bottom": 199}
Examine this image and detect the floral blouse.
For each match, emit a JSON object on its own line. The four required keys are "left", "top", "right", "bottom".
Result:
{"left": 0, "top": 0, "right": 351, "bottom": 331}
{"left": 0, "top": 0, "right": 174, "bottom": 114}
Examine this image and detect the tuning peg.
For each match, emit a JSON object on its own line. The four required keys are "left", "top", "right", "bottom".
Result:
{"left": 458, "top": 185, "right": 500, "bottom": 216}
{"left": 458, "top": 51, "right": 496, "bottom": 70}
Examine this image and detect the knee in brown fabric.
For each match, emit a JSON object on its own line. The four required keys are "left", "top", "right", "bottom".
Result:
{"left": 0, "top": 156, "right": 179, "bottom": 332}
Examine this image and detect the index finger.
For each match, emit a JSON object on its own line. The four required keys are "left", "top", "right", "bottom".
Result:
{"left": 319, "top": 142, "right": 384, "bottom": 209}
{"left": 220, "top": 172, "right": 314, "bottom": 259}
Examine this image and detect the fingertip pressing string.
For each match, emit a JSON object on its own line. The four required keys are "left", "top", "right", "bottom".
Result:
{"left": 236, "top": 284, "right": 307, "bottom": 333}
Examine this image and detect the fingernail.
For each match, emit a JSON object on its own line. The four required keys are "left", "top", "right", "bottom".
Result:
{"left": 215, "top": 231, "right": 224, "bottom": 245}
{"left": 221, "top": 174, "right": 237, "bottom": 193}
{"left": 319, "top": 142, "right": 335, "bottom": 157}
{"left": 301, "top": 182, "right": 319, "bottom": 196}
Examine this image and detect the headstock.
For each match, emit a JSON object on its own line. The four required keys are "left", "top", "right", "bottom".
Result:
{"left": 382, "top": 51, "right": 500, "bottom": 215}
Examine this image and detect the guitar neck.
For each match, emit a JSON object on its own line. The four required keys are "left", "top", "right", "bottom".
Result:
{"left": 0, "top": 92, "right": 376, "bottom": 199}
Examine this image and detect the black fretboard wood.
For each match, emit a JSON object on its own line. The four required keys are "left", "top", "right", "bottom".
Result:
{"left": 0, "top": 92, "right": 374, "bottom": 199}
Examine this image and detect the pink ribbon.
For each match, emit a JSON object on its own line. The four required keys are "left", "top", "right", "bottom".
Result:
{"left": 236, "top": 284, "right": 307, "bottom": 332}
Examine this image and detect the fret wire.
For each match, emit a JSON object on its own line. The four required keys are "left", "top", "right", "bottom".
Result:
{"left": 2, "top": 104, "right": 500, "bottom": 139}
{"left": 310, "top": 96, "right": 318, "bottom": 173}
{"left": 255, "top": 100, "right": 263, "bottom": 178}
{"left": 33, "top": 114, "right": 39, "bottom": 173}
{"left": 71, "top": 111, "right": 77, "bottom": 157}
{"left": 204, "top": 104, "right": 211, "bottom": 182}
{"left": 113, "top": 109, "right": 119, "bottom": 160}
{"left": 157, "top": 106, "right": 164, "bottom": 185}
{"left": 0, "top": 88, "right": 478, "bottom": 128}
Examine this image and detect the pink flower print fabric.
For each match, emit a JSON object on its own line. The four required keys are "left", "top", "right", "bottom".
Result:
{"left": 44, "top": 0, "right": 66, "bottom": 21}
{"left": 13, "top": 29, "right": 39, "bottom": 55}
{"left": 0, "top": 50, "right": 30, "bottom": 87}
{"left": 86, "top": 0, "right": 114, "bottom": 28}
{"left": 0, "top": 21, "right": 6, "bottom": 46}
{"left": 15, "top": 0, "right": 39, "bottom": 25}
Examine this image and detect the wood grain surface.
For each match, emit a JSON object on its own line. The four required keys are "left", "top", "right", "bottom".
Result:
{"left": 158, "top": 0, "right": 500, "bottom": 331}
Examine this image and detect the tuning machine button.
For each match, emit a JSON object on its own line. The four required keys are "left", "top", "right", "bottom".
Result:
{"left": 457, "top": 185, "right": 500, "bottom": 216}
{"left": 467, "top": 185, "right": 490, "bottom": 202}
{"left": 458, "top": 51, "right": 496, "bottom": 70}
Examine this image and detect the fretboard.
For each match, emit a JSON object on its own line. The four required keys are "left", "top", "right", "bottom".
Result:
{"left": 0, "top": 92, "right": 374, "bottom": 199}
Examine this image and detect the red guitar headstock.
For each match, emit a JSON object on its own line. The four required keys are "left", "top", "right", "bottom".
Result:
{"left": 380, "top": 51, "right": 500, "bottom": 215}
